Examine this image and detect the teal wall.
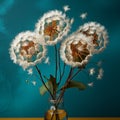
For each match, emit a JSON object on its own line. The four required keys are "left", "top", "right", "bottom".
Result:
{"left": 0, "top": 0, "right": 120, "bottom": 117}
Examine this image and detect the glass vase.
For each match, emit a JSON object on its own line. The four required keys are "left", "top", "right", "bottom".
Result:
{"left": 44, "top": 97, "right": 68, "bottom": 120}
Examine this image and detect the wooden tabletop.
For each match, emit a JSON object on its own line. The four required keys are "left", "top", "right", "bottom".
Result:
{"left": 0, "top": 118, "right": 120, "bottom": 120}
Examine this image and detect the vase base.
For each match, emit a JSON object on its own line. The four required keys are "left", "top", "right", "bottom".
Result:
{"left": 45, "top": 109, "right": 67, "bottom": 120}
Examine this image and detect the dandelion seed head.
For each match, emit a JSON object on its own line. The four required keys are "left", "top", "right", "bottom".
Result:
{"left": 60, "top": 33, "right": 92, "bottom": 67}
{"left": 35, "top": 10, "right": 72, "bottom": 45}
{"left": 9, "top": 31, "right": 47, "bottom": 70}
{"left": 77, "top": 22, "right": 109, "bottom": 54}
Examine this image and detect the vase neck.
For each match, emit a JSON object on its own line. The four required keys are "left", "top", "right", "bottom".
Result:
{"left": 49, "top": 97, "right": 64, "bottom": 110}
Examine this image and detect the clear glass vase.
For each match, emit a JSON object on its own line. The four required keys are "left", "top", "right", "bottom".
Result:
{"left": 44, "top": 97, "right": 68, "bottom": 120}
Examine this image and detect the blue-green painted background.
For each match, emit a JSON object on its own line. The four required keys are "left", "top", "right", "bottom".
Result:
{"left": 0, "top": 0, "right": 120, "bottom": 117}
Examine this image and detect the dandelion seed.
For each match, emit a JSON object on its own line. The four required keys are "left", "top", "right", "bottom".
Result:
{"left": 97, "top": 61, "right": 102, "bottom": 67}
{"left": 25, "top": 80, "right": 29, "bottom": 84}
{"left": 31, "top": 81, "right": 37, "bottom": 86}
{"left": 97, "top": 68, "right": 104, "bottom": 80}
{"left": 99, "top": 68, "right": 104, "bottom": 75}
{"left": 44, "top": 57, "right": 50, "bottom": 64}
{"left": 88, "top": 82, "right": 94, "bottom": 87}
{"left": 63, "top": 5, "right": 70, "bottom": 12}
{"left": 80, "top": 12, "right": 87, "bottom": 19}
{"left": 27, "top": 68, "right": 33, "bottom": 75}
{"left": 70, "top": 18, "right": 74, "bottom": 24}
{"left": 97, "top": 74, "right": 102, "bottom": 79}
{"left": 89, "top": 68, "right": 95, "bottom": 75}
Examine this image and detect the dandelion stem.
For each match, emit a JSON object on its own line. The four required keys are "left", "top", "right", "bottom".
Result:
{"left": 58, "top": 47, "right": 62, "bottom": 84}
{"left": 35, "top": 65, "right": 54, "bottom": 99}
{"left": 56, "top": 67, "right": 73, "bottom": 106}
{"left": 54, "top": 45, "right": 58, "bottom": 81}
{"left": 70, "top": 67, "right": 83, "bottom": 80}
{"left": 58, "top": 63, "right": 66, "bottom": 85}
{"left": 66, "top": 67, "right": 74, "bottom": 82}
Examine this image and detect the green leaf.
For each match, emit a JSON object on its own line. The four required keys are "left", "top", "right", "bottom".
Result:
{"left": 49, "top": 75, "right": 57, "bottom": 92}
{"left": 39, "top": 75, "right": 57, "bottom": 95}
{"left": 62, "top": 80, "right": 86, "bottom": 91}
{"left": 39, "top": 80, "right": 53, "bottom": 95}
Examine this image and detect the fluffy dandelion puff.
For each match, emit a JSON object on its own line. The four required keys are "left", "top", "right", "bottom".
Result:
{"left": 60, "top": 33, "right": 92, "bottom": 67}
{"left": 9, "top": 31, "right": 47, "bottom": 70}
{"left": 77, "top": 22, "right": 109, "bottom": 54}
{"left": 35, "top": 10, "right": 72, "bottom": 45}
